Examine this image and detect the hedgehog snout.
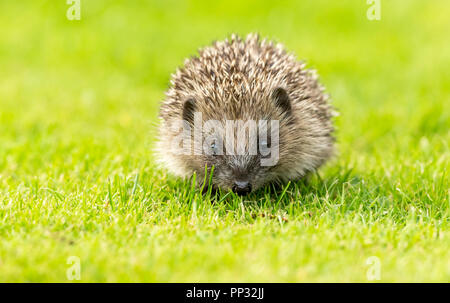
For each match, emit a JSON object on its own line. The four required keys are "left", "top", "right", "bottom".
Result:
{"left": 231, "top": 180, "right": 252, "bottom": 195}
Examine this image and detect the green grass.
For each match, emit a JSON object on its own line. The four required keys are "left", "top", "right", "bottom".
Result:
{"left": 0, "top": 0, "right": 449, "bottom": 282}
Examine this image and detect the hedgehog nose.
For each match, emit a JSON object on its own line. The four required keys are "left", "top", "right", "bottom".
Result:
{"left": 232, "top": 181, "right": 252, "bottom": 195}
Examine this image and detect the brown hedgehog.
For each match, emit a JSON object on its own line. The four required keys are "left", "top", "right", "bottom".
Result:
{"left": 156, "top": 33, "right": 335, "bottom": 195}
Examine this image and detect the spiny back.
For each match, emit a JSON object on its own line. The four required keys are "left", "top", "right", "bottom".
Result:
{"left": 161, "top": 33, "right": 331, "bottom": 122}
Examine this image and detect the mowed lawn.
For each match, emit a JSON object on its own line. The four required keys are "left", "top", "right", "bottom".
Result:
{"left": 0, "top": 1, "right": 448, "bottom": 282}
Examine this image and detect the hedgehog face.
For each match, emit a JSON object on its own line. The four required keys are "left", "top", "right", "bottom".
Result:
{"left": 179, "top": 88, "right": 291, "bottom": 195}
{"left": 195, "top": 127, "right": 278, "bottom": 195}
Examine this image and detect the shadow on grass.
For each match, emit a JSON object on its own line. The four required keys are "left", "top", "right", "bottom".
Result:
{"left": 202, "top": 168, "right": 362, "bottom": 212}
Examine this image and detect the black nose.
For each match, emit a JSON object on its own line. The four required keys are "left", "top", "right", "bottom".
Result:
{"left": 232, "top": 181, "right": 252, "bottom": 195}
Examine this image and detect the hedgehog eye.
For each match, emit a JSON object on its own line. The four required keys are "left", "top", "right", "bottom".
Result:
{"left": 210, "top": 142, "right": 218, "bottom": 155}
{"left": 259, "top": 138, "right": 271, "bottom": 149}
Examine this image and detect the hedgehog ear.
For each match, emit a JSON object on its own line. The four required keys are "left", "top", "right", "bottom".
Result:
{"left": 182, "top": 98, "right": 196, "bottom": 125}
{"left": 272, "top": 87, "right": 291, "bottom": 114}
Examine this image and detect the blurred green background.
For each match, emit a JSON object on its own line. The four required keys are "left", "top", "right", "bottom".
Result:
{"left": 0, "top": 1, "right": 448, "bottom": 282}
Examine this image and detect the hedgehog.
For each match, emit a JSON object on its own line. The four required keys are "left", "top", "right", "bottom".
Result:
{"left": 156, "top": 33, "right": 335, "bottom": 195}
